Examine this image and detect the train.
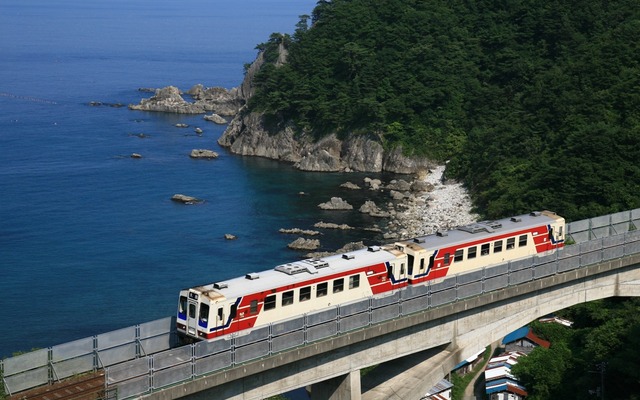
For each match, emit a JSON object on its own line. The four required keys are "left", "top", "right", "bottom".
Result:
{"left": 176, "top": 210, "right": 565, "bottom": 342}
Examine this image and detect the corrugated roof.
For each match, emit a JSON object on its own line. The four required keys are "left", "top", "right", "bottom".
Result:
{"left": 425, "top": 378, "right": 453, "bottom": 395}
{"left": 502, "top": 327, "right": 550, "bottom": 349}
{"left": 502, "top": 326, "right": 530, "bottom": 344}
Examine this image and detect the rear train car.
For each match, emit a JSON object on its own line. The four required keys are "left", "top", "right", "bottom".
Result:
{"left": 395, "top": 210, "right": 565, "bottom": 284}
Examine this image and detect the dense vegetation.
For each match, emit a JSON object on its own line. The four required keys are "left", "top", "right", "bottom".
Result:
{"left": 249, "top": 0, "right": 640, "bottom": 221}
{"left": 512, "top": 298, "right": 640, "bottom": 399}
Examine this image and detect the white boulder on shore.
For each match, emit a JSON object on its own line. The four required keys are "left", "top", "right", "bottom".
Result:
{"left": 287, "top": 237, "right": 320, "bottom": 250}
{"left": 318, "top": 197, "right": 353, "bottom": 210}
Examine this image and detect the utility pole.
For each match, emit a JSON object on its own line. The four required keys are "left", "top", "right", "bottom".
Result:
{"left": 589, "top": 361, "right": 606, "bottom": 400}
{"left": 598, "top": 362, "right": 606, "bottom": 400}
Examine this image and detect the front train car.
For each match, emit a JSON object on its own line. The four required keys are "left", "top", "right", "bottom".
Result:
{"left": 176, "top": 246, "right": 409, "bottom": 342}
{"left": 396, "top": 210, "right": 565, "bottom": 284}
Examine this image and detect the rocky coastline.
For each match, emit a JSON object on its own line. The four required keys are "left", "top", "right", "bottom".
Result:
{"left": 127, "top": 49, "right": 479, "bottom": 249}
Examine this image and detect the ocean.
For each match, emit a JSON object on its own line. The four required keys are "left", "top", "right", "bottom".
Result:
{"left": 0, "top": 0, "right": 402, "bottom": 359}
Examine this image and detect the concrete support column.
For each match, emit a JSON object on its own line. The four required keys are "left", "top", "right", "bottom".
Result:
{"left": 311, "top": 370, "right": 361, "bottom": 400}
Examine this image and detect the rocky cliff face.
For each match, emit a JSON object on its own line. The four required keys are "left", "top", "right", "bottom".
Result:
{"left": 218, "top": 110, "right": 435, "bottom": 173}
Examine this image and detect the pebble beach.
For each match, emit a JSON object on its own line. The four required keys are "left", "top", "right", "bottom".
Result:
{"left": 388, "top": 165, "right": 480, "bottom": 239}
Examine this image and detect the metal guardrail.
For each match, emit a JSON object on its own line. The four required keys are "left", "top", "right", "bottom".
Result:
{"left": 0, "top": 317, "right": 177, "bottom": 395}
{"left": 2, "top": 208, "right": 639, "bottom": 397}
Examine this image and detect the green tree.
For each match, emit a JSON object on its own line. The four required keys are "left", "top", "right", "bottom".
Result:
{"left": 512, "top": 343, "right": 572, "bottom": 399}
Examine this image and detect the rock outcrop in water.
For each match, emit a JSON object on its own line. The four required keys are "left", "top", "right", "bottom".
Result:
{"left": 189, "top": 149, "right": 218, "bottom": 159}
{"left": 128, "top": 85, "right": 243, "bottom": 116}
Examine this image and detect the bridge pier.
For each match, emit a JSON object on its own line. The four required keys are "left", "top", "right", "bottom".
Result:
{"left": 310, "top": 370, "right": 361, "bottom": 400}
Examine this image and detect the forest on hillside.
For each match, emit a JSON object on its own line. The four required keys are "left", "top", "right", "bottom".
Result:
{"left": 514, "top": 298, "right": 640, "bottom": 399}
{"left": 248, "top": 0, "right": 640, "bottom": 221}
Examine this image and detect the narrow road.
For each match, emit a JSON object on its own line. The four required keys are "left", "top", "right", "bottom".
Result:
{"left": 462, "top": 341, "right": 499, "bottom": 400}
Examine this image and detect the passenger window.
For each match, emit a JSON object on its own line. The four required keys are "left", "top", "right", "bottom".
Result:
{"left": 481, "top": 243, "right": 490, "bottom": 256}
{"left": 349, "top": 275, "right": 360, "bottom": 289}
{"left": 468, "top": 246, "right": 477, "bottom": 259}
{"left": 333, "top": 278, "right": 344, "bottom": 293}
{"left": 282, "top": 290, "right": 294, "bottom": 306}
{"left": 189, "top": 303, "right": 196, "bottom": 319}
{"left": 507, "top": 238, "right": 515, "bottom": 250}
{"left": 264, "top": 294, "right": 276, "bottom": 310}
{"left": 300, "top": 287, "right": 311, "bottom": 302}
{"left": 519, "top": 235, "right": 528, "bottom": 247}
{"left": 454, "top": 249, "right": 464, "bottom": 262}
{"left": 179, "top": 296, "right": 187, "bottom": 314}
{"left": 250, "top": 300, "right": 258, "bottom": 314}
{"left": 317, "top": 282, "right": 328, "bottom": 297}
{"left": 400, "top": 263, "right": 405, "bottom": 275}
{"left": 230, "top": 304, "right": 238, "bottom": 319}
{"left": 444, "top": 253, "right": 450, "bottom": 265}
{"left": 494, "top": 240, "right": 503, "bottom": 253}
{"left": 199, "top": 304, "right": 209, "bottom": 323}
{"left": 217, "top": 307, "right": 224, "bottom": 322}
{"left": 420, "top": 258, "right": 425, "bottom": 271}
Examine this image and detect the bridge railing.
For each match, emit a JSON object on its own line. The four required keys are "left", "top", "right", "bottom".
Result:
{"left": 2, "top": 208, "right": 639, "bottom": 396}
{"left": 0, "top": 317, "right": 178, "bottom": 396}
{"left": 104, "top": 224, "right": 640, "bottom": 399}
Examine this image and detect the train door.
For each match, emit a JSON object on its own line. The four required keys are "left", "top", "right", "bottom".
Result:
{"left": 186, "top": 298, "right": 198, "bottom": 337}
{"left": 389, "top": 258, "right": 408, "bottom": 282}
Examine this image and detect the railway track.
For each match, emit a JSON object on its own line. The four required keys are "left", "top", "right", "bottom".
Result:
{"left": 7, "top": 371, "right": 109, "bottom": 400}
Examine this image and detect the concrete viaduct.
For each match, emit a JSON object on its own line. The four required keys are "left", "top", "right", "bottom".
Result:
{"left": 141, "top": 252, "right": 640, "bottom": 400}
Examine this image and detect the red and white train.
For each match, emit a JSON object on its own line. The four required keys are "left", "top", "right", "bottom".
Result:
{"left": 177, "top": 210, "right": 565, "bottom": 341}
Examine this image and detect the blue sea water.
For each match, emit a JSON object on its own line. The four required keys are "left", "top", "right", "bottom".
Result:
{"left": 0, "top": 0, "right": 401, "bottom": 359}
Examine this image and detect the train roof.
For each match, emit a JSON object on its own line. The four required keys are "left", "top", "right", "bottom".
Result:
{"left": 395, "top": 210, "right": 563, "bottom": 251}
{"left": 192, "top": 244, "right": 398, "bottom": 301}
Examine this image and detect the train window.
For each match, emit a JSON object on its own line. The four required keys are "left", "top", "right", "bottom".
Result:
{"left": 179, "top": 296, "right": 187, "bottom": 314}
{"left": 444, "top": 253, "right": 450, "bottom": 265}
{"left": 230, "top": 304, "right": 238, "bottom": 319}
{"left": 481, "top": 243, "right": 490, "bottom": 256}
{"left": 300, "top": 287, "right": 311, "bottom": 302}
{"left": 217, "top": 307, "right": 224, "bottom": 322}
{"left": 282, "top": 290, "right": 294, "bottom": 306}
{"left": 250, "top": 300, "right": 258, "bottom": 314}
{"left": 264, "top": 295, "right": 276, "bottom": 310}
{"left": 349, "top": 275, "right": 360, "bottom": 289}
{"left": 317, "top": 282, "right": 328, "bottom": 297}
{"left": 519, "top": 235, "right": 528, "bottom": 247}
{"left": 468, "top": 246, "right": 477, "bottom": 259}
{"left": 507, "top": 238, "right": 515, "bottom": 250}
{"left": 333, "top": 278, "right": 344, "bottom": 293}
{"left": 400, "top": 263, "right": 405, "bottom": 275}
{"left": 494, "top": 240, "right": 503, "bottom": 253}
{"left": 454, "top": 249, "right": 464, "bottom": 262}
{"left": 189, "top": 303, "right": 196, "bottom": 319}
{"left": 199, "top": 304, "right": 209, "bottom": 324}
{"left": 420, "top": 258, "right": 425, "bottom": 271}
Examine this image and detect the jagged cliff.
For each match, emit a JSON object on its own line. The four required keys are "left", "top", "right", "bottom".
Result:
{"left": 219, "top": 109, "right": 433, "bottom": 173}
